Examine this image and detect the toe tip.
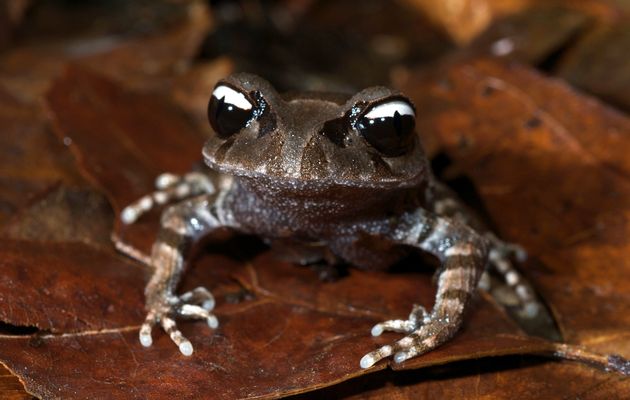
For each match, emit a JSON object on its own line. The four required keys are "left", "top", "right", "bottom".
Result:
{"left": 179, "top": 341, "right": 194, "bottom": 356}
{"left": 371, "top": 325, "right": 383, "bottom": 336}
{"left": 393, "top": 352, "right": 407, "bottom": 364}
{"left": 139, "top": 334, "right": 152, "bottom": 347}
{"left": 522, "top": 303, "right": 540, "bottom": 318}
{"left": 121, "top": 208, "right": 137, "bottom": 224}
{"left": 360, "top": 354, "right": 375, "bottom": 369}
{"left": 202, "top": 299, "right": 215, "bottom": 311}
{"left": 207, "top": 316, "right": 219, "bottom": 329}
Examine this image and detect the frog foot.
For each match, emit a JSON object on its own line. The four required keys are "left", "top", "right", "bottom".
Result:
{"left": 485, "top": 233, "right": 527, "bottom": 262}
{"left": 360, "top": 306, "right": 453, "bottom": 369}
{"left": 485, "top": 234, "right": 540, "bottom": 319}
{"left": 139, "top": 286, "right": 218, "bottom": 356}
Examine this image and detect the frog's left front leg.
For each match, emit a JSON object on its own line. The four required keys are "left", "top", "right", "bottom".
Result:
{"left": 138, "top": 190, "right": 239, "bottom": 355}
{"left": 360, "top": 209, "right": 488, "bottom": 368}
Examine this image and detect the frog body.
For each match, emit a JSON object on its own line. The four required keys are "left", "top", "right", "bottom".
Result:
{"left": 121, "top": 73, "right": 538, "bottom": 368}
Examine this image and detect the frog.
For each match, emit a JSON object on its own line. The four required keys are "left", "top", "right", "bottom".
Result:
{"left": 120, "top": 73, "right": 539, "bottom": 368}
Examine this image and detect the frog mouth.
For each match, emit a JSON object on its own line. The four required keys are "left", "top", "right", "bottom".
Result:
{"left": 203, "top": 156, "right": 424, "bottom": 191}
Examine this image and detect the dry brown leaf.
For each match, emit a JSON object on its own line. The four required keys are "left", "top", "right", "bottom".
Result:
{"left": 399, "top": 0, "right": 530, "bottom": 44}
{"left": 558, "top": 22, "right": 630, "bottom": 112}
{"left": 401, "top": 57, "right": 630, "bottom": 359}
{"left": 0, "top": 64, "right": 557, "bottom": 399}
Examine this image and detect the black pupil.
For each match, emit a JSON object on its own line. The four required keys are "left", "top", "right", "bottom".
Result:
{"left": 207, "top": 94, "right": 253, "bottom": 138}
{"left": 357, "top": 107, "right": 415, "bottom": 156}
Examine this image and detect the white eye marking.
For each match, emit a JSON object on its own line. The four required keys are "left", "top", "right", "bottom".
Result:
{"left": 212, "top": 85, "right": 253, "bottom": 110}
{"left": 364, "top": 100, "right": 414, "bottom": 119}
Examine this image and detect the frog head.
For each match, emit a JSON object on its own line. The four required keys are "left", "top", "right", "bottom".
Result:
{"left": 202, "top": 73, "right": 427, "bottom": 191}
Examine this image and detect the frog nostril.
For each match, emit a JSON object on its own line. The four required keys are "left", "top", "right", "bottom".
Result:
{"left": 369, "top": 153, "right": 393, "bottom": 175}
{"left": 214, "top": 136, "right": 236, "bottom": 162}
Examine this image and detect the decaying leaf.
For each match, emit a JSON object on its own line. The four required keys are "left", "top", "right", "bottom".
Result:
{"left": 1, "top": 2, "right": 630, "bottom": 398}
{"left": 401, "top": 57, "right": 630, "bottom": 360}
{"left": 0, "top": 240, "right": 145, "bottom": 332}
{"left": 3, "top": 185, "right": 113, "bottom": 248}
{"left": 399, "top": 0, "right": 530, "bottom": 44}
{"left": 297, "top": 356, "right": 630, "bottom": 399}
{"left": 465, "top": 7, "right": 591, "bottom": 65}
{"left": 558, "top": 22, "right": 630, "bottom": 112}
{"left": 0, "top": 87, "right": 82, "bottom": 226}
{"left": 0, "top": 64, "right": 554, "bottom": 399}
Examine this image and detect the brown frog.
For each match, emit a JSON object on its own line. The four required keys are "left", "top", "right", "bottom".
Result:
{"left": 121, "top": 73, "right": 538, "bottom": 368}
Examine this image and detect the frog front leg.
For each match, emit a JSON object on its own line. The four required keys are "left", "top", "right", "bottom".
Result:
{"left": 138, "top": 191, "right": 237, "bottom": 356}
{"left": 359, "top": 209, "right": 488, "bottom": 368}
{"left": 428, "top": 181, "right": 539, "bottom": 318}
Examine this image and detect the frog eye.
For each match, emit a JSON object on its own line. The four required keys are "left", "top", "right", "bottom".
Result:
{"left": 207, "top": 85, "right": 254, "bottom": 138}
{"left": 356, "top": 99, "right": 416, "bottom": 156}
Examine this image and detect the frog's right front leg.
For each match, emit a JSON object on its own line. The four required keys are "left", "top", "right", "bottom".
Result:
{"left": 139, "top": 190, "right": 237, "bottom": 356}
